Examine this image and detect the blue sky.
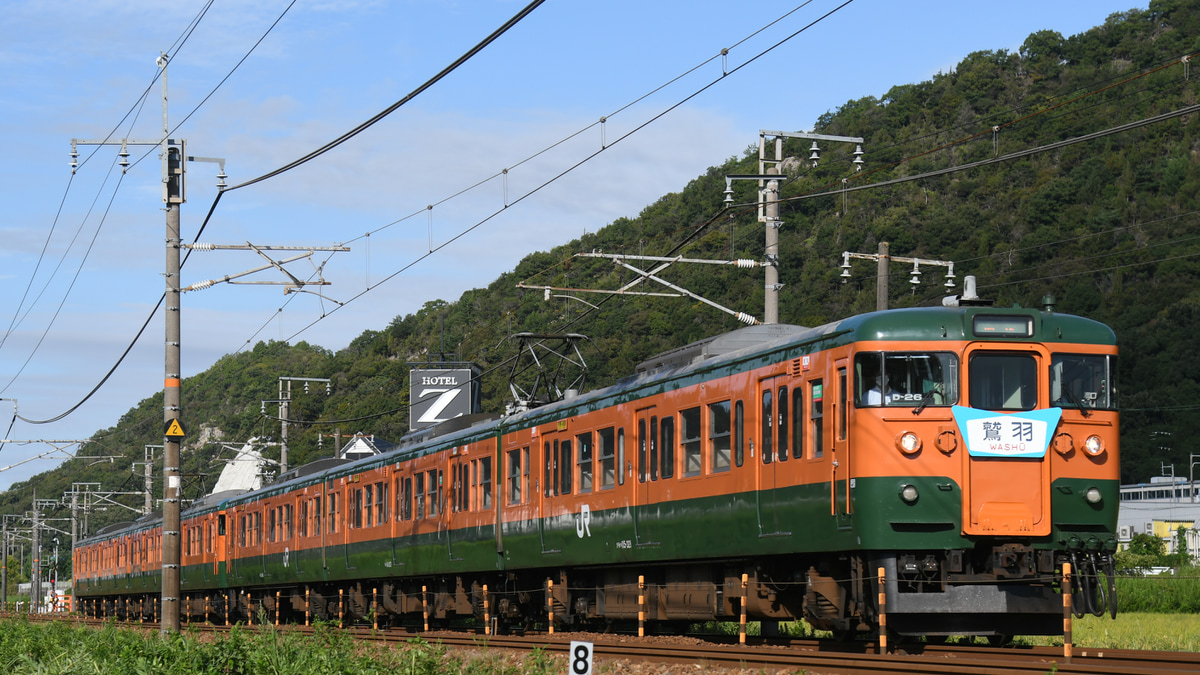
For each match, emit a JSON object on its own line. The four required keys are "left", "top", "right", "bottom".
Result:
{"left": 0, "top": 0, "right": 1146, "bottom": 492}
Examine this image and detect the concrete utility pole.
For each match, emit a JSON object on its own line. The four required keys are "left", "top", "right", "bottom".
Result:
{"left": 270, "top": 377, "right": 331, "bottom": 475}
{"left": 70, "top": 52, "right": 192, "bottom": 631}
{"left": 30, "top": 490, "right": 39, "bottom": 613}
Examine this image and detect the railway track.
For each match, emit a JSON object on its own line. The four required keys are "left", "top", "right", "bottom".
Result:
{"left": 9, "top": 613, "right": 1199, "bottom": 675}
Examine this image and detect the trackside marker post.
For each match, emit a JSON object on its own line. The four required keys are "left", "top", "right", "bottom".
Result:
{"left": 877, "top": 566, "right": 887, "bottom": 654}
{"left": 1063, "top": 562, "right": 1073, "bottom": 661}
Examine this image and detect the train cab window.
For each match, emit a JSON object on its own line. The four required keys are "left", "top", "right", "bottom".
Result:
{"left": 970, "top": 352, "right": 1036, "bottom": 411}
{"left": 680, "top": 407, "right": 701, "bottom": 476}
{"left": 810, "top": 381, "right": 824, "bottom": 458}
{"left": 734, "top": 400, "right": 744, "bottom": 467}
{"left": 560, "top": 440, "right": 574, "bottom": 494}
{"left": 761, "top": 389, "right": 773, "bottom": 464}
{"left": 1050, "top": 353, "right": 1116, "bottom": 410}
{"left": 791, "top": 388, "right": 804, "bottom": 459}
{"left": 708, "top": 401, "right": 731, "bottom": 473}
{"left": 856, "top": 352, "right": 958, "bottom": 408}
{"left": 599, "top": 428, "right": 616, "bottom": 489}
{"left": 577, "top": 432, "right": 593, "bottom": 493}
{"left": 508, "top": 448, "right": 523, "bottom": 504}
{"left": 659, "top": 417, "right": 675, "bottom": 479}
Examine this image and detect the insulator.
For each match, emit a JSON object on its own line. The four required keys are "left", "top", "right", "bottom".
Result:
{"left": 735, "top": 312, "right": 757, "bottom": 325}
{"left": 735, "top": 259, "right": 758, "bottom": 268}
{"left": 190, "top": 279, "right": 214, "bottom": 291}
{"left": 190, "top": 242, "right": 215, "bottom": 251}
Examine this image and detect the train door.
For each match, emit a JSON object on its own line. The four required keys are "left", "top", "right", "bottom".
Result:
{"left": 831, "top": 359, "right": 853, "bottom": 529}
{"left": 633, "top": 406, "right": 660, "bottom": 546}
{"left": 960, "top": 344, "right": 1051, "bottom": 536}
{"left": 538, "top": 435, "right": 558, "bottom": 554}
{"left": 756, "top": 375, "right": 788, "bottom": 536}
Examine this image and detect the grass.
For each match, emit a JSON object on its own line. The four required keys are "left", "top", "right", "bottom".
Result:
{"left": 0, "top": 612, "right": 1195, "bottom": 673}
{"left": 0, "top": 617, "right": 559, "bottom": 675}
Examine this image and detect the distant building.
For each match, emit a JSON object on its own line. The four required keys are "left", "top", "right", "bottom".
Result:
{"left": 1118, "top": 477, "right": 1200, "bottom": 559}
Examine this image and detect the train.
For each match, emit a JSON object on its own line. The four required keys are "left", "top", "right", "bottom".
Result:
{"left": 74, "top": 292, "right": 1120, "bottom": 641}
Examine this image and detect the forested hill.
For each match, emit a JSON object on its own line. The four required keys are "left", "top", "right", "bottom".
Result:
{"left": 4, "top": 1, "right": 1199, "bottom": 529}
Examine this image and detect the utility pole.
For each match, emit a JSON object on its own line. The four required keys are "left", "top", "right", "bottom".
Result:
{"left": 839, "top": 243, "right": 956, "bottom": 310}
{"left": 267, "top": 377, "right": 331, "bottom": 475}
{"left": 30, "top": 490, "right": 40, "bottom": 613}
{"left": 69, "top": 52, "right": 193, "bottom": 631}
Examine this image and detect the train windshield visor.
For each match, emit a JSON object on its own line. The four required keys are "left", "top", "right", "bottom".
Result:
{"left": 1050, "top": 353, "right": 1117, "bottom": 411}
{"left": 855, "top": 352, "right": 958, "bottom": 407}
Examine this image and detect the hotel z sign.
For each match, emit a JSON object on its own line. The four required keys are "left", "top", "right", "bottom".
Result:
{"left": 410, "top": 368, "right": 473, "bottom": 430}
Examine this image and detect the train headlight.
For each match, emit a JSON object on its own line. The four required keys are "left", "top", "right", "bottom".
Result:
{"left": 896, "top": 431, "right": 922, "bottom": 455}
{"left": 1084, "top": 487, "right": 1103, "bottom": 505}
{"left": 1082, "top": 435, "right": 1105, "bottom": 457}
{"left": 899, "top": 484, "right": 919, "bottom": 504}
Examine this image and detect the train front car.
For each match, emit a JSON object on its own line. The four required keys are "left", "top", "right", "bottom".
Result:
{"left": 845, "top": 303, "right": 1118, "bottom": 641}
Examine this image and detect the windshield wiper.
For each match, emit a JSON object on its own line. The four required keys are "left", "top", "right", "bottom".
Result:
{"left": 912, "top": 384, "right": 943, "bottom": 415}
{"left": 1060, "top": 386, "right": 1092, "bottom": 418}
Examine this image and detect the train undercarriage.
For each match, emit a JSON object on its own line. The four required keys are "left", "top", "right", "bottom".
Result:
{"left": 77, "top": 545, "right": 1116, "bottom": 641}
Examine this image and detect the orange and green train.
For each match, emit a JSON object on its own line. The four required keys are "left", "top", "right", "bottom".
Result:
{"left": 74, "top": 299, "right": 1119, "bottom": 641}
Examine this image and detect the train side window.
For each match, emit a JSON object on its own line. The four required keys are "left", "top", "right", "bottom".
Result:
{"left": 680, "top": 407, "right": 701, "bottom": 476}
{"left": 761, "top": 389, "right": 773, "bottom": 464}
{"left": 660, "top": 416, "right": 675, "bottom": 479}
{"left": 811, "top": 380, "right": 824, "bottom": 457}
{"left": 578, "top": 432, "right": 593, "bottom": 493}
{"left": 286, "top": 504, "right": 294, "bottom": 540}
{"left": 218, "top": 514, "right": 226, "bottom": 537}
{"left": 791, "top": 387, "right": 804, "bottom": 460}
{"left": 480, "top": 457, "right": 493, "bottom": 509}
{"left": 364, "top": 485, "right": 374, "bottom": 527}
{"left": 377, "top": 482, "right": 388, "bottom": 524}
{"left": 649, "top": 416, "right": 659, "bottom": 481}
{"left": 522, "top": 447, "right": 530, "bottom": 503}
{"left": 508, "top": 448, "right": 522, "bottom": 504}
{"left": 777, "top": 386, "right": 789, "bottom": 462}
{"left": 401, "top": 477, "right": 412, "bottom": 521}
{"left": 599, "top": 428, "right": 616, "bottom": 490}
{"left": 617, "top": 428, "right": 626, "bottom": 486}
{"left": 314, "top": 496, "right": 322, "bottom": 534}
{"left": 298, "top": 501, "right": 308, "bottom": 537}
{"left": 428, "top": 470, "right": 441, "bottom": 517}
{"left": 330, "top": 492, "right": 340, "bottom": 534}
{"left": 268, "top": 507, "right": 278, "bottom": 542}
{"left": 560, "top": 440, "right": 573, "bottom": 495}
{"left": 415, "top": 473, "right": 426, "bottom": 519}
{"left": 838, "top": 368, "right": 848, "bottom": 440}
{"left": 708, "top": 400, "right": 731, "bottom": 473}
{"left": 734, "top": 400, "right": 744, "bottom": 467}
{"left": 638, "top": 419, "right": 647, "bottom": 483}
{"left": 544, "top": 441, "right": 554, "bottom": 497}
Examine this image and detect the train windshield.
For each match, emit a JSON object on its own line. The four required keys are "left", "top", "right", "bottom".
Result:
{"left": 968, "top": 352, "right": 1037, "bottom": 411}
{"left": 855, "top": 352, "right": 958, "bottom": 407}
{"left": 1050, "top": 353, "right": 1117, "bottom": 411}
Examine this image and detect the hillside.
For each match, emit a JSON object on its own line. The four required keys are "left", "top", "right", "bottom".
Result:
{"left": 4, "top": 1, "right": 1200, "bottom": 561}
